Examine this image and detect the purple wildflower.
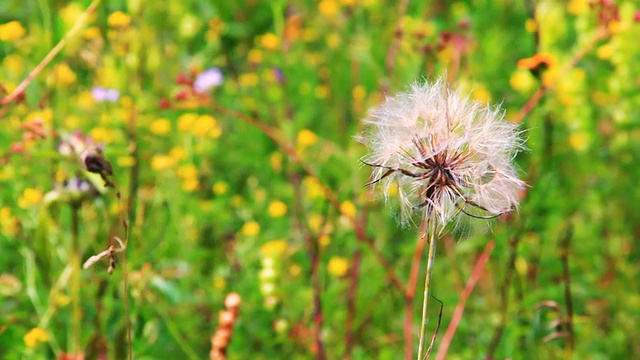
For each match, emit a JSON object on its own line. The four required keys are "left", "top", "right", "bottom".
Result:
{"left": 193, "top": 68, "right": 224, "bottom": 93}
{"left": 91, "top": 86, "right": 120, "bottom": 102}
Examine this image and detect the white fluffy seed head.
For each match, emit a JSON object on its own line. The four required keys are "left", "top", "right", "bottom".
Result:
{"left": 359, "top": 78, "right": 526, "bottom": 230}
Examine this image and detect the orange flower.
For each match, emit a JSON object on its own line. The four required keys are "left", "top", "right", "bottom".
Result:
{"left": 517, "top": 52, "right": 557, "bottom": 71}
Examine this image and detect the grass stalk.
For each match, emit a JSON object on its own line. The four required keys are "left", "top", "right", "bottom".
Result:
{"left": 70, "top": 202, "right": 82, "bottom": 357}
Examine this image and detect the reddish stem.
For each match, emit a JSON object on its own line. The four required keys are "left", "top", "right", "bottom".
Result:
{"left": 435, "top": 240, "right": 495, "bottom": 360}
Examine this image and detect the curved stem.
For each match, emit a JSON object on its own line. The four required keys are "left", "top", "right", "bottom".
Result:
{"left": 0, "top": 0, "right": 102, "bottom": 106}
{"left": 417, "top": 222, "right": 437, "bottom": 360}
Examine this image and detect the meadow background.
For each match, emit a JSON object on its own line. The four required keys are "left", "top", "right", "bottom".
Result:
{"left": 1, "top": 0, "right": 639, "bottom": 359}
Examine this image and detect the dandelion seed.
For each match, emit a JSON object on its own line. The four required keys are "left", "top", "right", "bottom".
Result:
{"left": 359, "top": 78, "right": 525, "bottom": 230}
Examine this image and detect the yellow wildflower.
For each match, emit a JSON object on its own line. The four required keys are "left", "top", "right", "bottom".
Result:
{"left": 569, "top": 132, "right": 589, "bottom": 152}
{"left": 117, "top": 156, "right": 136, "bottom": 167}
{"left": 472, "top": 84, "right": 491, "bottom": 104}
{"left": 289, "top": 264, "right": 302, "bottom": 277}
{"left": 270, "top": 151, "right": 283, "bottom": 172}
{"left": 340, "top": 200, "right": 356, "bottom": 218}
{"left": 319, "top": 234, "right": 331, "bottom": 247}
{"left": 510, "top": 69, "right": 536, "bottom": 93}
{"left": 60, "top": 3, "right": 83, "bottom": 28}
{"left": 150, "top": 118, "right": 171, "bottom": 135}
{"left": 52, "top": 63, "right": 77, "bottom": 87}
{"left": 248, "top": 49, "right": 263, "bottom": 64}
{"left": 192, "top": 115, "right": 217, "bottom": 136}
{"left": 178, "top": 113, "right": 198, "bottom": 132}
{"left": 170, "top": 146, "right": 187, "bottom": 161}
{"left": 314, "top": 85, "right": 329, "bottom": 99}
{"left": 83, "top": 27, "right": 101, "bottom": 40}
{"left": 241, "top": 221, "right": 260, "bottom": 236}
{"left": 567, "top": 0, "right": 589, "bottom": 15}
{"left": 0, "top": 21, "right": 26, "bottom": 41}
{"left": 296, "top": 129, "right": 318, "bottom": 148}
{"left": 18, "top": 188, "right": 43, "bottom": 209}
{"left": 318, "top": 0, "right": 340, "bottom": 18}
{"left": 108, "top": 11, "right": 131, "bottom": 27}
{"left": 267, "top": 200, "right": 287, "bottom": 217}
{"left": 326, "top": 33, "right": 341, "bottom": 48}
{"left": 525, "top": 19, "right": 537, "bottom": 33}
{"left": 3, "top": 54, "right": 24, "bottom": 76}
{"left": 151, "top": 155, "right": 175, "bottom": 171}
{"left": 182, "top": 178, "right": 199, "bottom": 192}
{"left": 303, "top": 176, "right": 324, "bottom": 199}
{"left": 260, "top": 33, "right": 281, "bottom": 50}
{"left": 260, "top": 239, "right": 288, "bottom": 257}
{"left": 209, "top": 126, "right": 222, "bottom": 138}
{"left": 308, "top": 214, "right": 324, "bottom": 232}
{"left": 596, "top": 43, "right": 614, "bottom": 60}
{"left": 231, "top": 195, "right": 245, "bottom": 207}
{"left": 27, "top": 109, "right": 53, "bottom": 124}
{"left": 1, "top": 208, "right": 19, "bottom": 237}
{"left": 327, "top": 257, "right": 349, "bottom": 277}
{"left": 177, "top": 164, "right": 198, "bottom": 180}
{"left": 212, "top": 181, "right": 229, "bottom": 195}
{"left": 352, "top": 85, "right": 366, "bottom": 101}
{"left": 239, "top": 73, "right": 260, "bottom": 87}
{"left": 24, "top": 328, "right": 48, "bottom": 348}
{"left": 213, "top": 276, "right": 226, "bottom": 290}
{"left": 90, "top": 127, "right": 116, "bottom": 144}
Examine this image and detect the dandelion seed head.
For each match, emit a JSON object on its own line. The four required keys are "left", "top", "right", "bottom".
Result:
{"left": 359, "top": 78, "right": 525, "bottom": 230}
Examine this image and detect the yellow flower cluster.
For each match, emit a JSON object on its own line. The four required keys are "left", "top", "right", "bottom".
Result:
{"left": 178, "top": 113, "right": 222, "bottom": 138}
{"left": 177, "top": 164, "right": 199, "bottom": 192}
{"left": 24, "top": 328, "right": 48, "bottom": 348}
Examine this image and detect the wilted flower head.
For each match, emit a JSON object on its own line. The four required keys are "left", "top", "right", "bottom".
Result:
{"left": 359, "top": 78, "right": 525, "bottom": 230}
{"left": 194, "top": 67, "right": 223, "bottom": 93}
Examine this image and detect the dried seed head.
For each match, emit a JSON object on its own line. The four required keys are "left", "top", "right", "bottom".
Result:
{"left": 359, "top": 78, "right": 525, "bottom": 230}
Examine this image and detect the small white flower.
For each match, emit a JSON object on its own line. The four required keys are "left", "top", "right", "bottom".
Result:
{"left": 359, "top": 78, "right": 525, "bottom": 229}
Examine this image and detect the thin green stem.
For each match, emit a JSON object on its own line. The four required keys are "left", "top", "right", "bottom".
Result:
{"left": 70, "top": 202, "right": 82, "bottom": 356}
{"left": 417, "top": 221, "right": 437, "bottom": 360}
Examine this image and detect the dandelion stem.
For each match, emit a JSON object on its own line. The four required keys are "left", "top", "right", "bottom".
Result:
{"left": 404, "top": 219, "right": 429, "bottom": 360}
{"left": 417, "top": 220, "right": 437, "bottom": 360}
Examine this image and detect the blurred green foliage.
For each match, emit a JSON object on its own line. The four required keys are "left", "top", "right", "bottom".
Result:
{"left": 1, "top": 0, "right": 639, "bottom": 359}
